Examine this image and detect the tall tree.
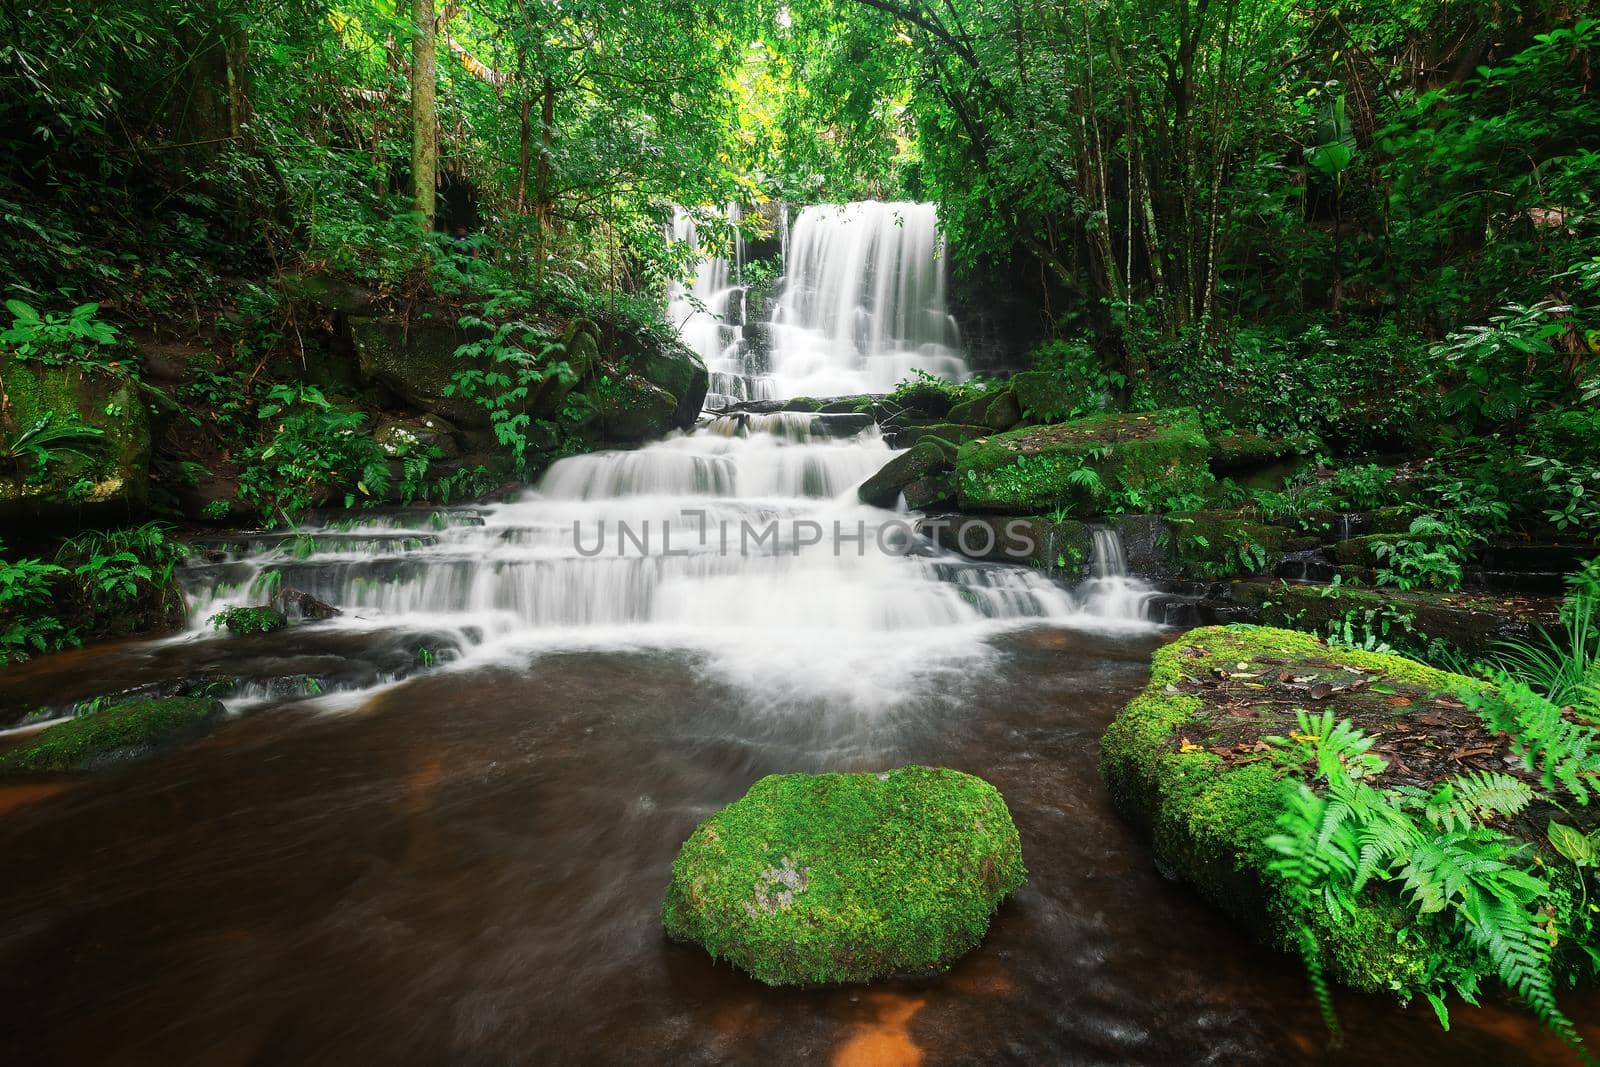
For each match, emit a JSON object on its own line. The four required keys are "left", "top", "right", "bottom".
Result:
{"left": 411, "top": 0, "right": 438, "bottom": 229}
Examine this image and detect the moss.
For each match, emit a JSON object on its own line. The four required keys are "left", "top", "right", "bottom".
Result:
{"left": 1206, "top": 430, "right": 1321, "bottom": 471}
{"left": 211, "top": 605, "right": 288, "bottom": 635}
{"left": 895, "top": 422, "right": 993, "bottom": 450}
{"left": 946, "top": 384, "right": 1021, "bottom": 431}
{"left": 955, "top": 408, "right": 1211, "bottom": 515}
{"left": 0, "top": 358, "right": 152, "bottom": 522}
{"left": 781, "top": 396, "right": 822, "bottom": 413}
{"left": 1009, "top": 369, "right": 1087, "bottom": 424}
{"left": 662, "top": 765, "right": 1025, "bottom": 985}
{"left": 1101, "top": 625, "right": 1484, "bottom": 996}
{"left": 0, "top": 696, "right": 225, "bottom": 773}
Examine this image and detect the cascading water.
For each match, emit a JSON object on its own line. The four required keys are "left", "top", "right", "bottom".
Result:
{"left": 767, "top": 202, "right": 965, "bottom": 396}
{"left": 177, "top": 201, "right": 1160, "bottom": 713}
{"left": 1080, "top": 527, "right": 1158, "bottom": 622}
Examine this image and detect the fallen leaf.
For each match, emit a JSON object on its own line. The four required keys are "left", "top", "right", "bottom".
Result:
{"left": 1385, "top": 696, "right": 1413, "bottom": 707}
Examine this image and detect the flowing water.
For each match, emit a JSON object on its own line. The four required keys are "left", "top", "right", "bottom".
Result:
{"left": 2, "top": 201, "right": 1595, "bottom": 1064}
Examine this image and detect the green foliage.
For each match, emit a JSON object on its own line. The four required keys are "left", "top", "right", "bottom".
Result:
{"left": 444, "top": 295, "right": 574, "bottom": 472}
{"left": 1374, "top": 514, "right": 1476, "bottom": 592}
{"left": 0, "top": 411, "right": 104, "bottom": 484}
{"left": 0, "top": 541, "right": 73, "bottom": 662}
{"left": 1265, "top": 713, "right": 1590, "bottom": 1059}
{"left": 208, "top": 606, "right": 288, "bottom": 636}
{"left": 237, "top": 384, "right": 387, "bottom": 527}
{"left": 1020, "top": 338, "right": 1122, "bottom": 422}
{"left": 1464, "top": 671, "right": 1600, "bottom": 804}
{"left": 1, "top": 300, "right": 123, "bottom": 370}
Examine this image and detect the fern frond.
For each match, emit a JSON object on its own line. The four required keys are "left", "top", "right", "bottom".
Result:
{"left": 1466, "top": 672, "right": 1600, "bottom": 803}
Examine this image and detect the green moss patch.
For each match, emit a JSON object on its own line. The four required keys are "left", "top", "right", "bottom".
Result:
{"left": 0, "top": 696, "right": 226, "bottom": 773}
{"left": 955, "top": 408, "right": 1210, "bottom": 515}
{"left": 662, "top": 765, "right": 1025, "bottom": 985}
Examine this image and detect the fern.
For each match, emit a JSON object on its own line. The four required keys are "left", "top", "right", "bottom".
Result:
{"left": 1467, "top": 670, "right": 1600, "bottom": 802}
{"left": 1406, "top": 771, "right": 1535, "bottom": 832}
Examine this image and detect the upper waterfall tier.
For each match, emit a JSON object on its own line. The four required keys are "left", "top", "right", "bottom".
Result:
{"left": 768, "top": 202, "right": 964, "bottom": 396}
{"left": 669, "top": 201, "right": 968, "bottom": 408}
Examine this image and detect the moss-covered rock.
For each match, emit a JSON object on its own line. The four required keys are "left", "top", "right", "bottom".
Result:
{"left": 902, "top": 471, "right": 956, "bottom": 511}
{"left": 1167, "top": 510, "right": 1286, "bottom": 579}
{"left": 1206, "top": 430, "right": 1320, "bottom": 474}
{"left": 0, "top": 359, "right": 153, "bottom": 525}
{"left": 892, "top": 422, "right": 993, "bottom": 450}
{"left": 594, "top": 376, "right": 680, "bottom": 443}
{"left": 349, "top": 314, "right": 488, "bottom": 426}
{"left": 857, "top": 441, "right": 950, "bottom": 508}
{"left": 373, "top": 414, "right": 460, "bottom": 459}
{"left": 0, "top": 696, "right": 226, "bottom": 773}
{"left": 946, "top": 384, "right": 1021, "bottom": 432}
{"left": 955, "top": 409, "right": 1211, "bottom": 515}
{"left": 1009, "top": 369, "right": 1091, "bottom": 424}
{"left": 627, "top": 333, "right": 708, "bottom": 430}
{"left": 662, "top": 765, "right": 1025, "bottom": 985}
{"left": 1229, "top": 580, "right": 1562, "bottom": 653}
{"left": 1100, "top": 626, "right": 1480, "bottom": 996}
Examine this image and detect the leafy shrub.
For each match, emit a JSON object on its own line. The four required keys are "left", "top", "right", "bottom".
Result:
{"left": 237, "top": 384, "right": 387, "bottom": 527}
{"left": 0, "top": 411, "right": 104, "bottom": 484}
{"left": 0, "top": 299, "right": 125, "bottom": 370}
{"left": 208, "top": 606, "right": 288, "bottom": 636}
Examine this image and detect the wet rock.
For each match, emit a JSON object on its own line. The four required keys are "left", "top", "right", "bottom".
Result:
{"left": 887, "top": 381, "right": 953, "bottom": 419}
{"left": 1228, "top": 580, "right": 1562, "bottom": 653}
{"left": 956, "top": 409, "right": 1210, "bottom": 516}
{"left": 1205, "top": 430, "right": 1320, "bottom": 475}
{"left": 0, "top": 696, "right": 226, "bottom": 773}
{"left": 374, "top": 414, "right": 461, "bottom": 459}
{"left": 858, "top": 441, "right": 950, "bottom": 508}
{"left": 1009, "top": 369, "right": 1092, "bottom": 423}
{"left": 276, "top": 589, "right": 341, "bottom": 621}
{"left": 902, "top": 471, "right": 956, "bottom": 511}
{"left": 0, "top": 361, "right": 152, "bottom": 525}
{"left": 919, "top": 515, "right": 1091, "bottom": 573}
{"left": 947, "top": 384, "right": 1021, "bottom": 432}
{"left": 595, "top": 376, "right": 679, "bottom": 443}
{"left": 662, "top": 766, "right": 1025, "bottom": 985}
{"left": 627, "top": 333, "right": 707, "bottom": 430}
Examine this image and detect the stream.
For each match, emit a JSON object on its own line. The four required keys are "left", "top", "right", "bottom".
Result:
{"left": 1, "top": 202, "right": 1595, "bottom": 1065}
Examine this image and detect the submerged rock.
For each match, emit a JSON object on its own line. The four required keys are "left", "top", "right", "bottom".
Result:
{"left": 0, "top": 696, "right": 226, "bottom": 773}
{"left": 662, "top": 766, "right": 1025, "bottom": 985}
{"left": 0, "top": 360, "right": 153, "bottom": 525}
{"left": 956, "top": 408, "right": 1210, "bottom": 515}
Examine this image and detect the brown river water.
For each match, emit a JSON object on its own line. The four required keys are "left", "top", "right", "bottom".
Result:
{"left": 1, "top": 626, "right": 1594, "bottom": 1066}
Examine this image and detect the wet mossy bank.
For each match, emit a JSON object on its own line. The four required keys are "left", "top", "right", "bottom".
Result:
{"left": 0, "top": 695, "right": 225, "bottom": 773}
{"left": 1099, "top": 625, "right": 1599, "bottom": 999}
{"left": 662, "top": 766, "right": 1025, "bottom": 985}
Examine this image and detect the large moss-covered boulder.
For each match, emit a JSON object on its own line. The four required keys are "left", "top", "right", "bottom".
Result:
{"left": 595, "top": 377, "right": 679, "bottom": 443}
{"left": 0, "top": 696, "right": 226, "bottom": 773}
{"left": 349, "top": 315, "right": 488, "bottom": 426}
{"left": 1100, "top": 626, "right": 1480, "bottom": 995}
{"left": 629, "top": 337, "right": 708, "bottom": 430}
{"left": 662, "top": 766, "right": 1025, "bottom": 985}
{"left": 0, "top": 359, "right": 152, "bottom": 524}
{"left": 857, "top": 441, "right": 950, "bottom": 507}
{"left": 956, "top": 408, "right": 1211, "bottom": 514}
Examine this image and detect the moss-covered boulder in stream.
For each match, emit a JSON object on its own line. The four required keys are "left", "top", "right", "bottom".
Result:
{"left": 956, "top": 408, "right": 1211, "bottom": 514}
{"left": 628, "top": 337, "right": 709, "bottom": 430}
{"left": 0, "top": 359, "right": 152, "bottom": 524}
{"left": 1099, "top": 625, "right": 1598, "bottom": 1000}
{"left": 0, "top": 696, "right": 226, "bottom": 773}
{"left": 662, "top": 765, "right": 1025, "bottom": 985}
{"left": 946, "top": 384, "right": 1021, "bottom": 432}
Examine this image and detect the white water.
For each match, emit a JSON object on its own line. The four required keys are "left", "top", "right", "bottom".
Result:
{"left": 180, "top": 201, "right": 1158, "bottom": 711}
{"left": 768, "top": 202, "right": 965, "bottom": 396}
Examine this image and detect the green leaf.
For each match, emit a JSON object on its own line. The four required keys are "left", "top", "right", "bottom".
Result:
{"left": 1547, "top": 821, "right": 1598, "bottom": 866}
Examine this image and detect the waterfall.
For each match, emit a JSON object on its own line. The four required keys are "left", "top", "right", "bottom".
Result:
{"left": 1079, "top": 527, "right": 1157, "bottom": 621}
{"left": 767, "top": 202, "right": 965, "bottom": 397}
{"left": 174, "top": 202, "right": 1159, "bottom": 714}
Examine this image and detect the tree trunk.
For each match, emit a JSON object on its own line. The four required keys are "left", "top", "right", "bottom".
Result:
{"left": 411, "top": 0, "right": 437, "bottom": 230}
